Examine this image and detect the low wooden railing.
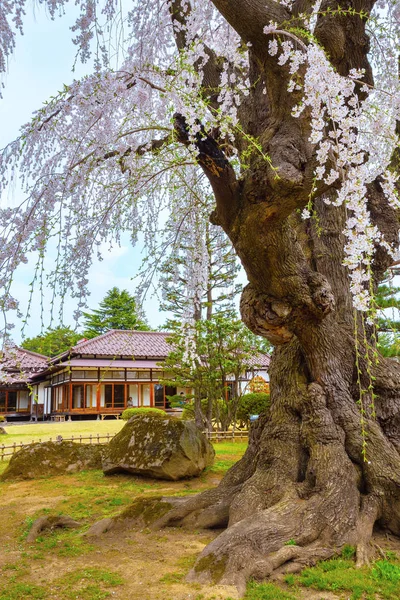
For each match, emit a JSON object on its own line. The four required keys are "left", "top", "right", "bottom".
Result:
{"left": 204, "top": 430, "right": 249, "bottom": 443}
{"left": 0, "top": 433, "right": 116, "bottom": 461}
{"left": 0, "top": 429, "right": 249, "bottom": 461}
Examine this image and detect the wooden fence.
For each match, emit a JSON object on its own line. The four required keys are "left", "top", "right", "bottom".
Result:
{"left": 0, "top": 433, "right": 115, "bottom": 461}
{"left": 0, "top": 429, "right": 249, "bottom": 461}
{"left": 204, "top": 430, "right": 249, "bottom": 443}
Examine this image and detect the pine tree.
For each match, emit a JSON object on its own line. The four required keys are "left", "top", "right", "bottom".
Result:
{"left": 82, "top": 288, "right": 149, "bottom": 338}
{"left": 376, "top": 270, "right": 400, "bottom": 357}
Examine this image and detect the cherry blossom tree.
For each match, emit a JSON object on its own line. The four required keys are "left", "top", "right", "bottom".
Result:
{"left": 1, "top": 0, "right": 400, "bottom": 594}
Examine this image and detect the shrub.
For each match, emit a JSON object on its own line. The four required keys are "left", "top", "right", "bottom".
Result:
{"left": 166, "top": 393, "right": 193, "bottom": 408}
{"left": 237, "top": 392, "right": 270, "bottom": 424}
{"left": 0, "top": 415, "right": 5, "bottom": 423}
{"left": 121, "top": 407, "right": 166, "bottom": 420}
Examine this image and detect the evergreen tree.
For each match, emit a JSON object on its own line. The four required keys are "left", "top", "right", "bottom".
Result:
{"left": 21, "top": 326, "right": 82, "bottom": 357}
{"left": 159, "top": 195, "right": 241, "bottom": 322}
{"left": 82, "top": 288, "right": 149, "bottom": 338}
{"left": 376, "top": 271, "right": 400, "bottom": 357}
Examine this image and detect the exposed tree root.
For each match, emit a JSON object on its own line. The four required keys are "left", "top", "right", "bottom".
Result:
{"left": 26, "top": 515, "right": 80, "bottom": 542}
{"left": 83, "top": 337, "right": 400, "bottom": 598}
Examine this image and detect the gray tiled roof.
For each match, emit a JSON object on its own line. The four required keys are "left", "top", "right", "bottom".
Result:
{"left": 0, "top": 346, "right": 49, "bottom": 384}
{"left": 246, "top": 353, "right": 271, "bottom": 369}
{"left": 59, "top": 329, "right": 172, "bottom": 359}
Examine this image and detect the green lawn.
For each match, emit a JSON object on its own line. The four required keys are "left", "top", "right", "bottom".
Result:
{"left": 244, "top": 552, "right": 400, "bottom": 599}
{"left": 1, "top": 433, "right": 400, "bottom": 599}
{"left": 0, "top": 419, "right": 125, "bottom": 448}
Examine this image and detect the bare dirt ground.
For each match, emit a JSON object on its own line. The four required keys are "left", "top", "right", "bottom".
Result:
{"left": 0, "top": 446, "right": 241, "bottom": 600}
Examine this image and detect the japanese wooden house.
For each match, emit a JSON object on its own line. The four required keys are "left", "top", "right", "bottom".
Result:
{"left": 0, "top": 346, "right": 48, "bottom": 419}
{"left": 0, "top": 329, "right": 270, "bottom": 421}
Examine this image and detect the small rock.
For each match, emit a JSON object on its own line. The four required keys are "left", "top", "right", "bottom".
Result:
{"left": 0, "top": 427, "right": 7, "bottom": 434}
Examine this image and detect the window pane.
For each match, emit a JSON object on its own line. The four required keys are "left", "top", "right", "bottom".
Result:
{"left": 85, "top": 371, "right": 97, "bottom": 379}
{"left": 126, "top": 371, "right": 138, "bottom": 380}
{"left": 105, "top": 385, "right": 113, "bottom": 408}
{"left": 72, "top": 385, "right": 84, "bottom": 408}
{"left": 138, "top": 371, "right": 151, "bottom": 379}
{"left": 63, "top": 385, "right": 70, "bottom": 411}
{"left": 85, "top": 385, "right": 97, "bottom": 409}
{"left": 100, "top": 370, "right": 112, "bottom": 380}
{"left": 18, "top": 390, "right": 29, "bottom": 410}
{"left": 128, "top": 384, "right": 139, "bottom": 407}
{"left": 112, "top": 371, "right": 125, "bottom": 379}
{"left": 154, "top": 384, "right": 164, "bottom": 408}
{"left": 71, "top": 371, "right": 85, "bottom": 380}
{"left": 99, "top": 385, "right": 105, "bottom": 407}
{"left": 114, "top": 385, "right": 125, "bottom": 408}
{"left": 142, "top": 384, "right": 151, "bottom": 406}
{"left": 56, "top": 387, "right": 63, "bottom": 409}
{"left": 7, "top": 391, "right": 17, "bottom": 411}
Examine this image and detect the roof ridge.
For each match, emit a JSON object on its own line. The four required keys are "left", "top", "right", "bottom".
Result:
{"left": 16, "top": 347, "right": 50, "bottom": 360}
{"left": 3, "top": 346, "right": 49, "bottom": 361}
{"left": 109, "top": 329, "right": 171, "bottom": 335}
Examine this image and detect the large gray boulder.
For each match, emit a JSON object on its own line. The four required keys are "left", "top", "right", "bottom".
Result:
{"left": 102, "top": 413, "right": 215, "bottom": 480}
{"left": 0, "top": 441, "right": 103, "bottom": 481}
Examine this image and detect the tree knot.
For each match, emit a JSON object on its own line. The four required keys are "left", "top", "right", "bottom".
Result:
{"left": 240, "top": 284, "right": 294, "bottom": 345}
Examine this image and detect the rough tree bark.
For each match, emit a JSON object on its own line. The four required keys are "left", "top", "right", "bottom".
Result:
{"left": 151, "top": 0, "right": 400, "bottom": 595}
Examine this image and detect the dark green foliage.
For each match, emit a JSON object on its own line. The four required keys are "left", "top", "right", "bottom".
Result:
{"left": 82, "top": 287, "right": 149, "bottom": 338}
{"left": 121, "top": 407, "right": 166, "bottom": 420}
{"left": 21, "top": 325, "right": 82, "bottom": 357}
{"left": 376, "top": 277, "right": 400, "bottom": 357}
{"left": 166, "top": 393, "right": 193, "bottom": 408}
{"left": 237, "top": 393, "right": 270, "bottom": 424}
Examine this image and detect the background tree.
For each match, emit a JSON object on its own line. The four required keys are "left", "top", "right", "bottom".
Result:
{"left": 163, "top": 313, "right": 268, "bottom": 431}
{"left": 1, "top": 0, "right": 400, "bottom": 593}
{"left": 158, "top": 192, "right": 241, "bottom": 323}
{"left": 82, "top": 288, "right": 149, "bottom": 338}
{"left": 373, "top": 269, "right": 400, "bottom": 357}
{"left": 21, "top": 326, "right": 82, "bottom": 357}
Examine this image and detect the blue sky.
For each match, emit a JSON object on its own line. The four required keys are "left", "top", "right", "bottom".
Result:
{"left": 0, "top": 7, "right": 170, "bottom": 342}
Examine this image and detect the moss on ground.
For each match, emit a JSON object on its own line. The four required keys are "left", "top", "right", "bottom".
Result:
{"left": 194, "top": 553, "right": 228, "bottom": 585}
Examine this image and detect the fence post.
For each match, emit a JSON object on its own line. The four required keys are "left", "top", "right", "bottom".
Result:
{"left": 89, "top": 434, "right": 92, "bottom": 445}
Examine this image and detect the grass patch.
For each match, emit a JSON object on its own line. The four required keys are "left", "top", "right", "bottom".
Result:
{"left": 246, "top": 555, "right": 400, "bottom": 600}
{"left": 49, "top": 568, "right": 123, "bottom": 600}
{"left": 31, "top": 530, "right": 94, "bottom": 558}
{"left": 0, "top": 583, "right": 47, "bottom": 600}
{"left": 244, "top": 581, "right": 297, "bottom": 599}
{"left": 297, "top": 556, "right": 400, "bottom": 599}
{"left": 159, "top": 572, "right": 185, "bottom": 584}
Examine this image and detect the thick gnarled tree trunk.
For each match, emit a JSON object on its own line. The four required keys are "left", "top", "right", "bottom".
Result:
{"left": 148, "top": 0, "right": 400, "bottom": 595}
